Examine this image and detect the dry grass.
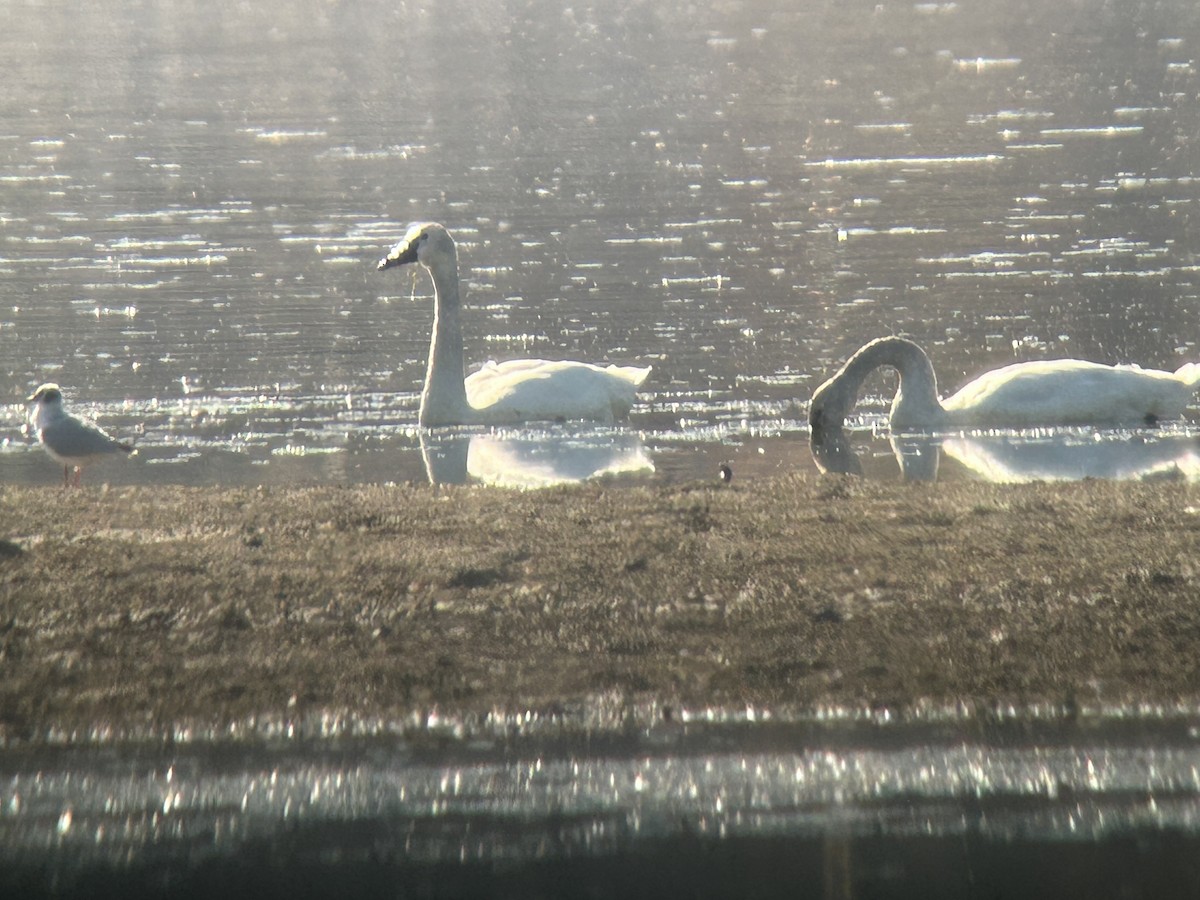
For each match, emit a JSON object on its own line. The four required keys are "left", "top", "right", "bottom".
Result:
{"left": 2, "top": 477, "right": 1198, "bottom": 741}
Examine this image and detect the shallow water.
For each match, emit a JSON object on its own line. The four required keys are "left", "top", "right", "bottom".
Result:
{"left": 2, "top": 0, "right": 1200, "bottom": 487}
{"left": 813, "top": 424, "right": 1200, "bottom": 481}
{"left": 4, "top": 707, "right": 1200, "bottom": 897}
{"left": 4, "top": 0, "right": 1200, "bottom": 892}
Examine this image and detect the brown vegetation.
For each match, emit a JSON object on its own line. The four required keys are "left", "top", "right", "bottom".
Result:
{"left": 1, "top": 477, "right": 1198, "bottom": 743}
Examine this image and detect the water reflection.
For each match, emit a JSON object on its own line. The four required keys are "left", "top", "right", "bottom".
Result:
{"left": 420, "top": 430, "right": 654, "bottom": 487}
{"left": 3, "top": 390, "right": 810, "bottom": 487}
{"left": 3, "top": 0, "right": 1200, "bottom": 488}
{"left": 4, "top": 712, "right": 1200, "bottom": 898}
{"left": 940, "top": 431, "right": 1200, "bottom": 482}
{"left": 813, "top": 424, "right": 1200, "bottom": 483}
{"left": 810, "top": 422, "right": 868, "bottom": 478}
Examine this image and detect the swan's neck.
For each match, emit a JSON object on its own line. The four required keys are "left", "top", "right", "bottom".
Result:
{"left": 882, "top": 341, "right": 946, "bottom": 428}
{"left": 420, "top": 251, "right": 473, "bottom": 427}
{"left": 816, "top": 337, "right": 947, "bottom": 429}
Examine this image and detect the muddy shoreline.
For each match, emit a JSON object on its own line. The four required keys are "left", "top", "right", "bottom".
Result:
{"left": 2, "top": 477, "right": 1198, "bottom": 745}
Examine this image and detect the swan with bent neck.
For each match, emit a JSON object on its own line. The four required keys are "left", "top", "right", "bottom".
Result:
{"left": 809, "top": 337, "right": 1200, "bottom": 432}
{"left": 377, "top": 223, "right": 651, "bottom": 427}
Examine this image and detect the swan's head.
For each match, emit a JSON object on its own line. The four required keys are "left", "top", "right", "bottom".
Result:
{"left": 809, "top": 337, "right": 940, "bottom": 434}
{"left": 808, "top": 374, "right": 853, "bottom": 436}
{"left": 377, "top": 222, "right": 455, "bottom": 272}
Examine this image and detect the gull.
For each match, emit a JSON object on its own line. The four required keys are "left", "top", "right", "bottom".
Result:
{"left": 27, "top": 383, "right": 134, "bottom": 486}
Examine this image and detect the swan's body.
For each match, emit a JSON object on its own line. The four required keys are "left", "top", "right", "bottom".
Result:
{"left": 27, "top": 383, "right": 134, "bottom": 486}
{"left": 377, "top": 223, "right": 650, "bottom": 427}
{"left": 809, "top": 337, "right": 1200, "bottom": 432}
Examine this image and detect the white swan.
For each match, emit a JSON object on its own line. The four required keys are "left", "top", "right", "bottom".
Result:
{"left": 809, "top": 337, "right": 1200, "bottom": 432}
{"left": 27, "top": 383, "right": 134, "bottom": 486}
{"left": 377, "top": 223, "right": 651, "bottom": 427}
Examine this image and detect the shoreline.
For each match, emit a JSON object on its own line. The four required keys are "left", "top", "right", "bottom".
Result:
{"left": 2, "top": 477, "right": 1198, "bottom": 745}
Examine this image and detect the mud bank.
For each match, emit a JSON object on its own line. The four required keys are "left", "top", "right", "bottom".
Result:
{"left": 1, "top": 477, "right": 1198, "bottom": 743}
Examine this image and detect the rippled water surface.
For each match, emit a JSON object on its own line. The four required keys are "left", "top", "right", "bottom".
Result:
{"left": 4, "top": 0, "right": 1200, "bottom": 894}
{"left": 2, "top": 0, "right": 1199, "bottom": 486}
{"left": 5, "top": 707, "right": 1200, "bottom": 897}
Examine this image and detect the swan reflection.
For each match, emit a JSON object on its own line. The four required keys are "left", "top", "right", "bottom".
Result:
{"left": 939, "top": 432, "right": 1200, "bottom": 483}
{"left": 812, "top": 425, "right": 1200, "bottom": 483}
{"left": 421, "top": 431, "right": 654, "bottom": 487}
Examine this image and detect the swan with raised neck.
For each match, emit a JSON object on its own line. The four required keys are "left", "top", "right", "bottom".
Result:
{"left": 809, "top": 336, "right": 1200, "bottom": 432}
{"left": 378, "top": 223, "right": 650, "bottom": 427}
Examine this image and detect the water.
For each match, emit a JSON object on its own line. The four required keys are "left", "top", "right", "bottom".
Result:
{"left": 812, "top": 425, "right": 1200, "bottom": 481}
{"left": 5, "top": 706, "right": 1200, "bottom": 897}
{"left": 2, "top": 0, "right": 1199, "bottom": 487}
{"left": 4, "top": 0, "right": 1200, "bottom": 893}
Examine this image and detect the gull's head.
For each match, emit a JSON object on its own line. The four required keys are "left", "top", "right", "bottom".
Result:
{"left": 27, "top": 383, "right": 66, "bottom": 426}
{"left": 28, "top": 383, "right": 64, "bottom": 408}
{"left": 377, "top": 222, "right": 455, "bottom": 272}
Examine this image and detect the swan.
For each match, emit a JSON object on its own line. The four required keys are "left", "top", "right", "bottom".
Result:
{"left": 376, "top": 223, "right": 651, "bottom": 427}
{"left": 809, "top": 337, "right": 1200, "bottom": 432}
{"left": 27, "top": 383, "right": 134, "bottom": 486}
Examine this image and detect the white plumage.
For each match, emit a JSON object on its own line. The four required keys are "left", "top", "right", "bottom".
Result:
{"left": 810, "top": 337, "right": 1200, "bottom": 432}
{"left": 377, "top": 223, "right": 650, "bottom": 427}
{"left": 27, "top": 383, "right": 134, "bottom": 486}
